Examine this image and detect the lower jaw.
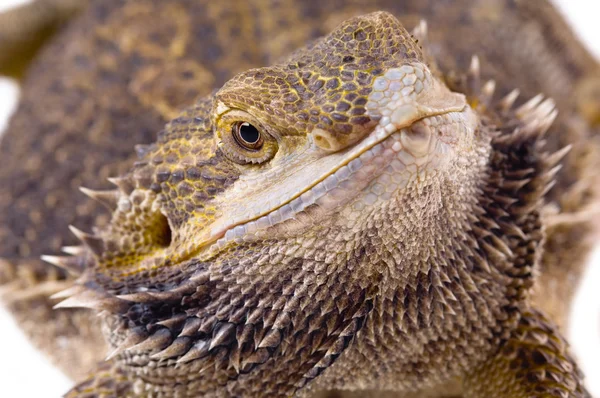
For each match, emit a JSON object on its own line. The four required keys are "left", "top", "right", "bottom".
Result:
{"left": 207, "top": 130, "right": 421, "bottom": 253}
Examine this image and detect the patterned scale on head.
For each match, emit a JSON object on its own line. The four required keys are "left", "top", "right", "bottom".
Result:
{"left": 53, "top": 11, "right": 578, "bottom": 398}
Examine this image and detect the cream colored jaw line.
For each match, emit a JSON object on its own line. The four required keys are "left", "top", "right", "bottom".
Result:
{"left": 182, "top": 106, "right": 466, "bottom": 259}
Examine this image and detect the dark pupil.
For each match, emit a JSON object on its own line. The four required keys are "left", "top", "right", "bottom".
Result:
{"left": 239, "top": 122, "right": 260, "bottom": 144}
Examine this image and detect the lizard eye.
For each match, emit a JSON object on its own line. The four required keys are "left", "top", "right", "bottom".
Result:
{"left": 233, "top": 122, "right": 263, "bottom": 150}
{"left": 217, "top": 110, "right": 278, "bottom": 165}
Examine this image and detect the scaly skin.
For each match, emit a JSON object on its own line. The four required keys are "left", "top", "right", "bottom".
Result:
{"left": 0, "top": 1, "right": 599, "bottom": 397}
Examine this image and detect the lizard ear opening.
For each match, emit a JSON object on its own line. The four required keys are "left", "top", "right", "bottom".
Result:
{"left": 156, "top": 212, "right": 173, "bottom": 248}
{"left": 77, "top": 186, "right": 175, "bottom": 282}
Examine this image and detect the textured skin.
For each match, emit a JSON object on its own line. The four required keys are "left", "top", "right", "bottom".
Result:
{"left": 0, "top": 1, "right": 599, "bottom": 397}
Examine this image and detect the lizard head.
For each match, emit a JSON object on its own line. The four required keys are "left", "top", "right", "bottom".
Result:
{"left": 83, "top": 11, "right": 479, "bottom": 282}
{"left": 56, "top": 12, "right": 497, "bottom": 393}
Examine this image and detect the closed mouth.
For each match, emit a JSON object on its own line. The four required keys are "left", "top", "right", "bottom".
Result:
{"left": 196, "top": 110, "right": 459, "bottom": 257}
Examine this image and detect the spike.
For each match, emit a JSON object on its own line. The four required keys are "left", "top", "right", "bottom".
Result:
{"left": 469, "top": 55, "right": 480, "bottom": 78}
{"left": 179, "top": 317, "right": 202, "bottom": 337}
{"left": 519, "top": 99, "right": 556, "bottom": 136}
{"left": 134, "top": 144, "right": 153, "bottom": 159}
{"left": 229, "top": 345, "right": 242, "bottom": 374}
{"left": 106, "top": 327, "right": 148, "bottom": 360}
{"left": 412, "top": 19, "right": 428, "bottom": 43}
{"left": 535, "top": 98, "right": 556, "bottom": 118}
{"left": 262, "top": 309, "right": 279, "bottom": 330}
{"left": 544, "top": 145, "right": 573, "bottom": 168}
{"left": 122, "top": 289, "right": 179, "bottom": 303}
{"left": 516, "top": 93, "right": 544, "bottom": 119}
{"left": 466, "top": 55, "right": 481, "bottom": 96}
{"left": 41, "top": 254, "right": 84, "bottom": 275}
{"left": 119, "top": 284, "right": 197, "bottom": 304}
{"left": 505, "top": 167, "right": 535, "bottom": 179}
{"left": 273, "top": 311, "right": 292, "bottom": 330}
{"left": 68, "top": 225, "right": 104, "bottom": 256}
{"left": 150, "top": 336, "right": 193, "bottom": 360}
{"left": 471, "top": 225, "right": 492, "bottom": 239}
{"left": 489, "top": 235, "right": 514, "bottom": 258}
{"left": 156, "top": 314, "right": 187, "bottom": 330}
{"left": 147, "top": 283, "right": 198, "bottom": 301}
{"left": 61, "top": 245, "right": 85, "bottom": 256}
{"left": 481, "top": 241, "right": 507, "bottom": 263}
{"left": 236, "top": 324, "right": 254, "bottom": 347}
{"left": 107, "top": 176, "right": 135, "bottom": 195}
{"left": 116, "top": 291, "right": 156, "bottom": 303}
{"left": 128, "top": 328, "right": 172, "bottom": 353}
{"left": 515, "top": 200, "right": 542, "bottom": 217}
{"left": 500, "top": 89, "right": 520, "bottom": 111}
{"left": 499, "top": 222, "right": 527, "bottom": 240}
{"left": 79, "top": 187, "right": 119, "bottom": 210}
{"left": 538, "top": 109, "right": 558, "bottom": 135}
{"left": 500, "top": 178, "right": 531, "bottom": 191}
{"left": 480, "top": 80, "right": 496, "bottom": 105}
{"left": 53, "top": 290, "right": 127, "bottom": 312}
{"left": 521, "top": 118, "right": 541, "bottom": 136}
{"left": 176, "top": 340, "right": 210, "bottom": 364}
{"left": 521, "top": 103, "right": 557, "bottom": 135}
{"left": 257, "top": 329, "right": 282, "bottom": 349}
{"left": 242, "top": 348, "right": 270, "bottom": 367}
{"left": 493, "top": 195, "right": 519, "bottom": 207}
{"left": 209, "top": 323, "right": 235, "bottom": 350}
{"left": 544, "top": 164, "right": 563, "bottom": 182}
{"left": 541, "top": 180, "right": 557, "bottom": 197}
{"left": 472, "top": 252, "right": 492, "bottom": 273}
{"left": 198, "top": 315, "right": 218, "bottom": 334}
{"left": 50, "top": 285, "right": 86, "bottom": 300}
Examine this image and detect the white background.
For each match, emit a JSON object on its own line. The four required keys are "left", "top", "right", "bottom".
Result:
{"left": 0, "top": 0, "right": 598, "bottom": 397}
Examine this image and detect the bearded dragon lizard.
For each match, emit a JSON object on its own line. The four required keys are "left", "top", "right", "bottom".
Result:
{"left": 0, "top": 0, "right": 599, "bottom": 397}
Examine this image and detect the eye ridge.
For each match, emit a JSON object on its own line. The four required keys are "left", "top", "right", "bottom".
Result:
{"left": 233, "top": 121, "right": 263, "bottom": 150}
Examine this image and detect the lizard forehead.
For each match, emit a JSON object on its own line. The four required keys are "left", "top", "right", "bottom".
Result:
{"left": 213, "top": 11, "right": 426, "bottom": 150}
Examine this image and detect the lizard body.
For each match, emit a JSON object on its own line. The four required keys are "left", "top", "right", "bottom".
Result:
{"left": 0, "top": 1, "right": 598, "bottom": 397}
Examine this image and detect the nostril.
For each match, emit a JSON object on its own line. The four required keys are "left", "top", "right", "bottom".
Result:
{"left": 312, "top": 128, "right": 343, "bottom": 152}
{"left": 314, "top": 134, "right": 332, "bottom": 151}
